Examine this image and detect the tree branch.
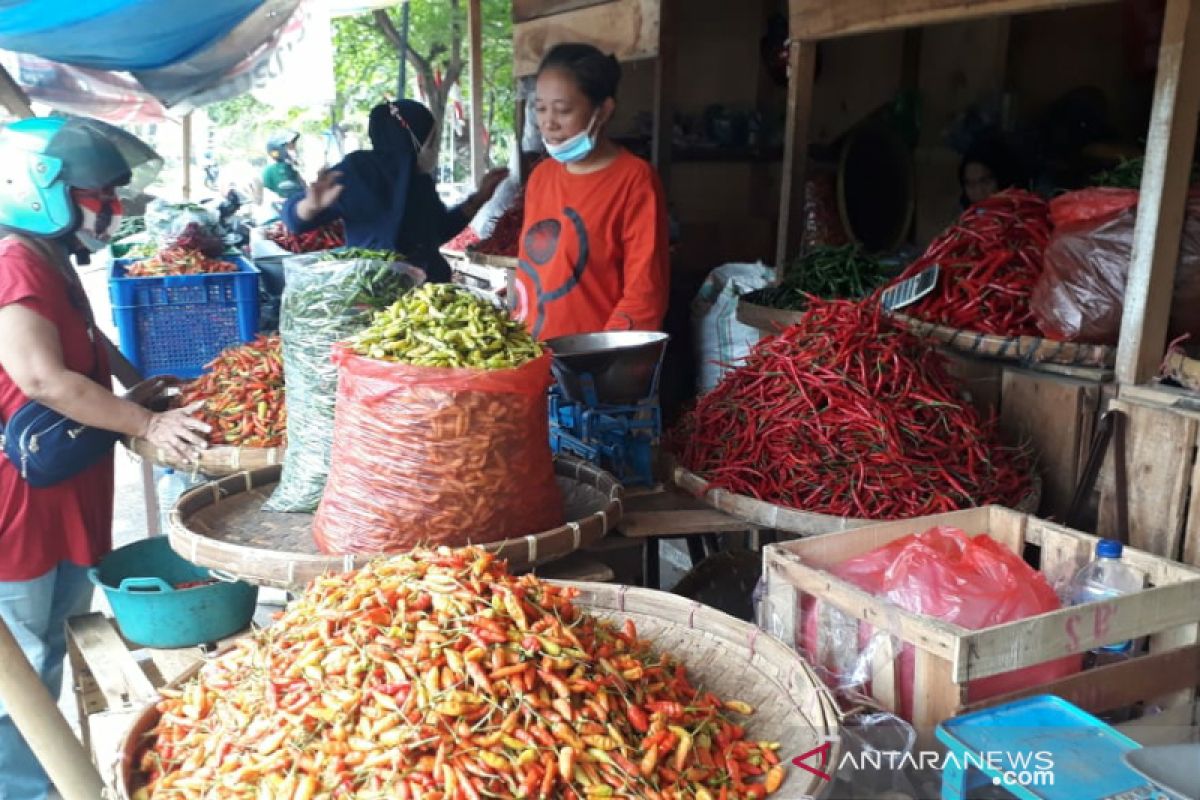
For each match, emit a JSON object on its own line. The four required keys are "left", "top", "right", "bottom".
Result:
{"left": 373, "top": 8, "right": 436, "bottom": 91}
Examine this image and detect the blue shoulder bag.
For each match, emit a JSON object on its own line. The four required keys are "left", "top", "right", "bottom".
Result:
{"left": 0, "top": 237, "right": 121, "bottom": 487}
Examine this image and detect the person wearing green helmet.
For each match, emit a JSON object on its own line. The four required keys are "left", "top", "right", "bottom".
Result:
{"left": 262, "top": 130, "right": 304, "bottom": 200}
{"left": 0, "top": 115, "right": 211, "bottom": 799}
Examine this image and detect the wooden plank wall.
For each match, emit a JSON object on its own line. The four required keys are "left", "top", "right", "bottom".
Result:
{"left": 513, "top": 0, "right": 660, "bottom": 76}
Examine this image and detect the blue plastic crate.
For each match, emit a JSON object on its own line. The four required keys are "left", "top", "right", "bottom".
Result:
{"left": 109, "top": 256, "right": 260, "bottom": 379}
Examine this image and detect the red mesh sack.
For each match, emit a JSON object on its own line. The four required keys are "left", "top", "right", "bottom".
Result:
{"left": 801, "top": 526, "right": 1080, "bottom": 720}
{"left": 1031, "top": 188, "right": 1200, "bottom": 344}
{"left": 312, "top": 346, "right": 564, "bottom": 554}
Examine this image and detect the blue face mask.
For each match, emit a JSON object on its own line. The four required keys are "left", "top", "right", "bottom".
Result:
{"left": 544, "top": 112, "right": 598, "bottom": 164}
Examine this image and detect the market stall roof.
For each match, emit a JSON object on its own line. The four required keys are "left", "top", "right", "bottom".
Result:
{"left": 0, "top": 1, "right": 266, "bottom": 71}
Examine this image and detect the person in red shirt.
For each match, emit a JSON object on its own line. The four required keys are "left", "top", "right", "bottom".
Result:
{"left": 515, "top": 43, "right": 670, "bottom": 340}
{"left": 0, "top": 116, "right": 207, "bottom": 799}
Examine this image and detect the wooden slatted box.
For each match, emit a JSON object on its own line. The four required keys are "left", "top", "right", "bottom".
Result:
{"left": 761, "top": 507, "right": 1200, "bottom": 739}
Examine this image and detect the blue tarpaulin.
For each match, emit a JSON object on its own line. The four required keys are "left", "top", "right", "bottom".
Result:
{"left": 0, "top": 0, "right": 263, "bottom": 71}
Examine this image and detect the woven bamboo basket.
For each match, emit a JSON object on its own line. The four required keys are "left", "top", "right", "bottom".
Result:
{"left": 167, "top": 456, "right": 622, "bottom": 590}
{"left": 736, "top": 298, "right": 806, "bottom": 335}
{"left": 890, "top": 312, "right": 1116, "bottom": 368}
{"left": 673, "top": 465, "right": 1043, "bottom": 536}
{"left": 126, "top": 436, "right": 286, "bottom": 477}
{"left": 113, "top": 583, "right": 842, "bottom": 800}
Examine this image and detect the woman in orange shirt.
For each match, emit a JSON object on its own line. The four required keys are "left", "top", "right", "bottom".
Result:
{"left": 516, "top": 43, "right": 670, "bottom": 340}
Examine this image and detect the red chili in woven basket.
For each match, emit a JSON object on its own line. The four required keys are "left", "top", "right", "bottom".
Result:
{"left": 671, "top": 298, "right": 1032, "bottom": 519}
{"left": 889, "top": 189, "right": 1051, "bottom": 337}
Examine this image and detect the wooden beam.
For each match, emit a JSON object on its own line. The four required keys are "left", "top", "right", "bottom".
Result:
{"left": 512, "top": 0, "right": 660, "bottom": 77}
{"left": 650, "top": 0, "right": 676, "bottom": 184}
{"left": 468, "top": 0, "right": 486, "bottom": 184}
{"left": 1116, "top": 0, "right": 1200, "bottom": 385}
{"left": 0, "top": 64, "right": 34, "bottom": 118}
{"left": 512, "top": 0, "right": 614, "bottom": 23}
{"left": 775, "top": 40, "right": 817, "bottom": 270}
{"left": 789, "top": 0, "right": 1113, "bottom": 40}
{"left": 181, "top": 112, "right": 193, "bottom": 201}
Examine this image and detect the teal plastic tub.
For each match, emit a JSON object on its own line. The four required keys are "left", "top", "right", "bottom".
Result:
{"left": 89, "top": 536, "right": 258, "bottom": 648}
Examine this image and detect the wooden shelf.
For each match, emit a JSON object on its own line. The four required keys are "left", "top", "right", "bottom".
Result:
{"left": 788, "top": 0, "right": 1113, "bottom": 40}
{"left": 672, "top": 145, "right": 784, "bottom": 164}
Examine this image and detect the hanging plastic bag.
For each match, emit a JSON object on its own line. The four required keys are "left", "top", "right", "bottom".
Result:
{"left": 144, "top": 199, "right": 225, "bottom": 256}
{"left": 265, "top": 254, "right": 424, "bottom": 513}
{"left": 1031, "top": 188, "right": 1200, "bottom": 344}
{"left": 691, "top": 262, "right": 774, "bottom": 393}
{"left": 312, "top": 346, "right": 564, "bottom": 553}
{"left": 801, "top": 526, "right": 1079, "bottom": 720}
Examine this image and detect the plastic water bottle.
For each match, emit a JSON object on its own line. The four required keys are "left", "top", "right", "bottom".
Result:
{"left": 1067, "top": 539, "right": 1145, "bottom": 656}
{"left": 155, "top": 468, "right": 196, "bottom": 535}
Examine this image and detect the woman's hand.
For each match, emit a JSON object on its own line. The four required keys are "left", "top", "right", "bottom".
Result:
{"left": 463, "top": 168, "right": 510, "bottom": 218}
{"left": 476, "top": 168, "right": 510, "bottom": 204}
{"left": 141, "top": 401, "right": 211, "bottom": 463}
{"left": 296, "top": 169, "right": 344, "bottom": 221}
{"left": 123, "top": 376, "right": 180, "bottom": 408}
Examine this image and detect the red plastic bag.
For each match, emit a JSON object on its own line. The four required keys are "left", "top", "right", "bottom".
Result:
{"left": 312, "top": 346, "right": 565, "bottom": 554}
{"left": 802, "top": 526, "right": 1079, "bottom": 720}
{"left": 1031, "top": 188, "right": 1200, "bottom": 344}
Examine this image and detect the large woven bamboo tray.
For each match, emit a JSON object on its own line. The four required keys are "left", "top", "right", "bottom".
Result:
{"left": 673, "top": 464, "right": 1043, "bottom": 536}
{"left": 168, "top": 456, "right": 622, "bottom": 590}
{"left": 890, "top": 311, "right": 1116, "bottom": 368}
{"left": 115, "top": 582, "right": 841, "bottom": 800}
{"left": 125, "top": 436, "right": 285, "bottom": 477}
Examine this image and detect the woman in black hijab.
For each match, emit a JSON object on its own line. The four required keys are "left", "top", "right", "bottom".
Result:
{"left": 283, "top": 100, "right": 507, "bottom": 282}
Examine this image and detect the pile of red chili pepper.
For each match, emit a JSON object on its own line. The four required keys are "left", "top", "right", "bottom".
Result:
{"left": 265, "top": 220, "right": 346, "bottom": 254}
{"left": 127, "top": 247, "right": 238, "bottom": 277}
{"left": 178, "top": 334, "right": 285, "bottom": 448}
{"left": 889, "top": 189, "right": 1051, "bottom": 337}
{"left": 133, "top": 547, "right": 786, "bottom": 800}
{"left": 443, "top": 225, "right": 481, "bottom": 253}
{"left": 673, "top": 298, "right": 1032, "bottom": 519}
{"left": 474, "top": 199, "right": 524, "bottom": 257}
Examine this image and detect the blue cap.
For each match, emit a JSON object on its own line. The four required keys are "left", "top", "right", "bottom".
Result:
{"left": 1096, "top": 539, "right": 1123, "bottom": 558}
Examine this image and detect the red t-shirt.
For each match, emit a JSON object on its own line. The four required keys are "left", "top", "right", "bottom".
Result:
{"left": 515, "top": 149, "right": 670, "bottom": 340}
{"left": 0, "top": 239, "right": 114, "bottom": 581}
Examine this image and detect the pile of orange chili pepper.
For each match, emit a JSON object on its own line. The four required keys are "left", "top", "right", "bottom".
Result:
{"left": 888, "top": 189, "right": 1051, "bottom": 337}
{"left": 127, "top": 247, "right": 239, "bottom": 277}
{"left": 134, "top": 547, "right": 786, "bottom": 800}
{"left": 266, "top": 220, "right": 346, "bottom": 254}
{"left": 178, "top": 334, "right": 285, "bottom": 448}
{"left": 672, "top": 298, "right": 1032, "bottom": 519}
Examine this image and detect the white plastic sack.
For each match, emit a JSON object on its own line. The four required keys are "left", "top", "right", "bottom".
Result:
{"left": 691, "top": 262, "right": 774, "bottom": 394}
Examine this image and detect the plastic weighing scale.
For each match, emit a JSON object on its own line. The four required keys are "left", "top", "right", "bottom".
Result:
{"left": 936, "top": 696, "right": 1189, "bottom": 800}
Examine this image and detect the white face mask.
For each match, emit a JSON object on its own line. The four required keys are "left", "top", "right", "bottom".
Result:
{"left": 544, "top": 111, "right": 599, "bottom": 164}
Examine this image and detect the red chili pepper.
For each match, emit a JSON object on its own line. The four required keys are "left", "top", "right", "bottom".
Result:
{"left": 669, "top": 298, "right": 1032, "bottom": 519}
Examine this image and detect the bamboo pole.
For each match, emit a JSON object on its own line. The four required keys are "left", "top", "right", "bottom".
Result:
{"left": 0, "top": 614, "right": 106, "bottom": 799}
{"left": 468, "top": 0, "right": 486, "bottom": 184}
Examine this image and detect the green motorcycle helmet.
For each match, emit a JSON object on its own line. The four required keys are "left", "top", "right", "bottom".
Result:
{"left": 0, "top": 115, "right": 162, "bottom": 238}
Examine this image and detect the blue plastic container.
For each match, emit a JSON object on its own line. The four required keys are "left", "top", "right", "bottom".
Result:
{"left": 88, "top": 536, "right": 258, "bottom": 649}
{"left": 109, "top": 256, "right": 260, "bottom": 379}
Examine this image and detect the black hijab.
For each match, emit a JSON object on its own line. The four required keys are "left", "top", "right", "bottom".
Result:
{"left": 335, "top": 100, "right": 434, "bottom": 244}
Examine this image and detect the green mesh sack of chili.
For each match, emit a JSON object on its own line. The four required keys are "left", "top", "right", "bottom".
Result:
{"left": 671, "top": 297, "right": 1033, "bottom": 520}
{"left": 265, "top": 251, "right": 425, "bottom": 512}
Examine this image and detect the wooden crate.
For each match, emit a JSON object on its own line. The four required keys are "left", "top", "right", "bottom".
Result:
{"left": 1099, "top": 385, "right": 1200, "bottom": 566}
{"left": 66, "top": 612, "right": 247, "bottom": 790}
{"left": 761, "top": 506, "right": 1200, "bottom": 740}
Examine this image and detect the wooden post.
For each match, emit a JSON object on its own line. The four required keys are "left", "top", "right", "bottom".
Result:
{"left": 0, "top": 615, "right": 106, "bottom": 799}
{"left": 651, "top": 0, "right": 677, "bottom": 189}
{"left": 0, "top": 64, "right": 34, "bottom": 118}
{"left": 181, "top": 112, "right": 193, "bottom": 201}
{"left": 774, "top": 40, "right": 817, "bottom": 271}
{"left": 468, "top": 0, "right": 486, "bottom": 184}
{"left": 1116, "top": 0, "right": 1200, "bottom": 385}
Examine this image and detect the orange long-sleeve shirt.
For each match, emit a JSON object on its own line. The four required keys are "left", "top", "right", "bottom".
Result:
{"left": 514, "top": 149, "right": 670, "bottom": 340}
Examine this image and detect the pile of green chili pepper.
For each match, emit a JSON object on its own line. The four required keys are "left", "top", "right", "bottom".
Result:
{"left": 741, "top": 245, "right": 887, "bottom": 310}
{"left": 1092, "top": 156, "right": 1200, "bottom": 190}
{"left": 672, "top": 298, "right": 1032, "bottom": 519}
{"left": 350, "top": 284, "right": 542, "bottom": 369}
